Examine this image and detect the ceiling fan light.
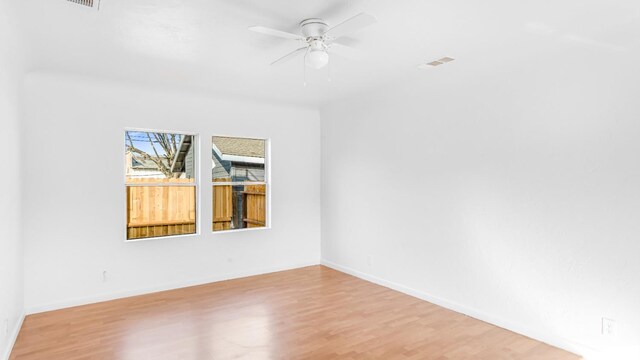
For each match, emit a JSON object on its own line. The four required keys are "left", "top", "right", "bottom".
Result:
{"left": 306, "top": 49, "right": 329, "bottom": 69}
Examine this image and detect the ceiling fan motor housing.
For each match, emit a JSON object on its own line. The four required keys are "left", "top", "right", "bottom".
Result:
{"left": 300, "top": 18, "right": 328, "bottom": 38}
{"left": 248, "top": 12, "right": 377, "bottom": 70}
{"left": 299, "top": 19, "right": 329, "bottom": 69}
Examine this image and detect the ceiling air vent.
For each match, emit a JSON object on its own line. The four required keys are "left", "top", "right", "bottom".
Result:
{"left": 66, "top": 0, "right": 100, "bottom": 10}
{"left": 418, "top": 57, "right": 455, "bottom": 70}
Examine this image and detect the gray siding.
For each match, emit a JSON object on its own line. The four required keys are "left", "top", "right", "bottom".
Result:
{"left": 185, "top": 144, "right": 195, "bottom": 179}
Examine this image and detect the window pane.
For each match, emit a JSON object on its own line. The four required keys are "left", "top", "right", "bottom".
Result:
{"left": 212, "top": 136, "right": 266, "bottom": 182}
{"left": 126, "top": 185, "right": 196, "bottom": 240}
{"left": 126, "top": 131, "right": 195, "bottom": 183}
{"left": 213, "top": 184, "right": 266, "bottom": 231}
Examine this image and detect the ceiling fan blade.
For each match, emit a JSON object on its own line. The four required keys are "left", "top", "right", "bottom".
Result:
{"left": 325, "top": 12, "right": 377, "bottom": 39}
{"left": 248, "top": 26, "right": 304, "bottom": 41}
{"left": 329, "top": 42, "right": 360, "bottom": 60}
{"left": 271, "top": 47, "right": 308, "bottom": 66}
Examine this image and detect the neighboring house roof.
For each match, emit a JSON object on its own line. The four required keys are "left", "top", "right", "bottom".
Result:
{"left": 211, "top": 137, "right": 266, "bottom": 181}
{"left": 212, "top": 136, "right": 264, "bottom": 158}
{"left": 170, "top": 135, "right": 193, "bottom": 173}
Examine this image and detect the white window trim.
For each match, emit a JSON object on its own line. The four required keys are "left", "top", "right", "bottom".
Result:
{"left": 124, "top": 128, "right": 200, "bottom": 242}
{"left": 212, "top": 136, "right": 271, "bottom": 234}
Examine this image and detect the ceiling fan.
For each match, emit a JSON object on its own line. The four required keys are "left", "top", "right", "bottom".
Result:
{"left": 249, "top": 12, "right": 377, "bottom": 69}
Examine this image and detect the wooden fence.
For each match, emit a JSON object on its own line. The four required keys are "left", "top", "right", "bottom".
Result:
{"left": 126, "top": 178, "right": 267, "bottom": 238}
{"left": 126, "top": 178, "right": 196, "bottom": 240}
{"left": 212, "top": 180, "right": 266, "bottom": 231}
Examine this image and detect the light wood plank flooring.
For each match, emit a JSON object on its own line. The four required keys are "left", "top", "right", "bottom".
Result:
{"left": 11, "top": 266, "right": 581, "bottom": 359}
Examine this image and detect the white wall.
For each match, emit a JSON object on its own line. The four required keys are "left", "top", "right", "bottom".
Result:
{"left": 22, "top": 73, "right": 321, "bottom": 312}
{"left": 320, "top": 46, "right": 640, "bottom": 359}
{"left": 0, "top": 0, "right": 25, "bottom": 359}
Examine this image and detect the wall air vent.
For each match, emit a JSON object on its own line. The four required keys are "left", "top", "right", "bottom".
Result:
{"left": 66, "top": 0, "right": 100, "bottom": 10}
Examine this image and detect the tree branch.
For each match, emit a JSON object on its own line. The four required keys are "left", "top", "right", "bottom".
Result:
{"left": 125, "top": 132, "right": 173, "bottom": 178}
{"left": 126, "top": 146, "right": 172, "bottom": 178}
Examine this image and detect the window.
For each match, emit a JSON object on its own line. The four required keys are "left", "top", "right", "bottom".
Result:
{"left": 212, "top": 136, "right": 268, "bottom": 232}
{"left": 125, "top": 130, "right": 198, "bottom": 240}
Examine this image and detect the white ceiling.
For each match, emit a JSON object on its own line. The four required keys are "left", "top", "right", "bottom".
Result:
{"left": 18, "top": 0, "right": 640, "bottom": 106}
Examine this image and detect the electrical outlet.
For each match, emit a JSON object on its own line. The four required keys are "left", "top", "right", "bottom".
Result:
{"left": 102, "top": 270, "right": 107, "bottom": 283}
{"left": 602, "top": 318, "right": 617, "bottom": 336}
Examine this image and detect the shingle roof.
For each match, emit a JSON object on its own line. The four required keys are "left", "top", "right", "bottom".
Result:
{"left": 212, "top": 136, "right": 265, "bottom": 158}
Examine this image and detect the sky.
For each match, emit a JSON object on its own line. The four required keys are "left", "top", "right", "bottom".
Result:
{"left": 125, "top": 131, "right": 183, "bottom": 157}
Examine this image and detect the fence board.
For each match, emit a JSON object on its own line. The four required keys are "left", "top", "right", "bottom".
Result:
{"left": 244, "top": 184, "right": 266, "bottom": 228}
{"left": 213, "top": 178, "right": 233, "bottom": 231}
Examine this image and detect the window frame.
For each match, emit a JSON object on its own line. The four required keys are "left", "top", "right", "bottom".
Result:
{"left": 211, "top": 135, "right": 271, "bottom": 234}
{"left": 123, "top": 128, "right": 200, "bottom": 242}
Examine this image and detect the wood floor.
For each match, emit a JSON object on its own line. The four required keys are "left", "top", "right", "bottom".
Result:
{"left": 11, "top": 266, "right": 580, "bottom": 360}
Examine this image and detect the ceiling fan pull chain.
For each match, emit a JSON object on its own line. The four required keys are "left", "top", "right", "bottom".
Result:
{"left": 303, "top": 48, "right": 309, "bottom": 87}
{"left": 327, "top": 54, "right": 332, "bottom": 82}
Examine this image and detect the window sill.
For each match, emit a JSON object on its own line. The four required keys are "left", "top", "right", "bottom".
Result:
{"left": 211, "top": 226, "right": 272, "bottom": 235}
{"left": 124, "top": 232, "right": 200, "bottom": 243}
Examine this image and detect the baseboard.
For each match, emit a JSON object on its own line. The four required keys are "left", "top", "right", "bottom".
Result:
{"left": 26, "top": 261, "right": 320, "bottom": 315}
{"left": 2, "top": 312, "right": 25, "bottom": 360}
{"left": 321, "top": 259, "right": 601, "bottom": 359}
